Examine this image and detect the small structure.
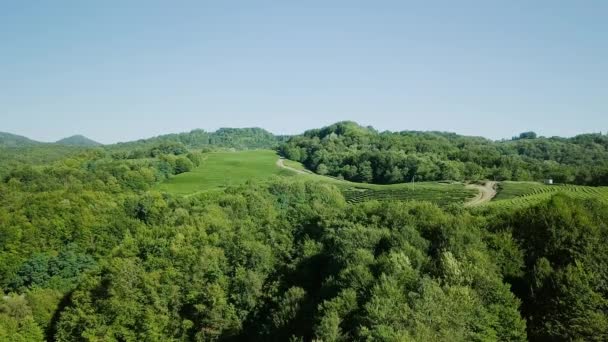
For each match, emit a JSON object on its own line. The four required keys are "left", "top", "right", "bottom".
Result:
{"left": 544, "top": 178, "right": 554, "bottom": 185}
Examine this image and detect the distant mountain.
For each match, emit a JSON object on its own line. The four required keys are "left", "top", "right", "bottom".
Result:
{"left": 56, "top": 135, "right": 102, "bottom": 146}
{"left": 0, "top": 132, "right": 40, "bottom": 147}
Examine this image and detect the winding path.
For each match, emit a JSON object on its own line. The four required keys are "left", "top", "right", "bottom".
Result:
{"left": 465, "top": 181, "right": 497, "bottom": 206}
{"left": 276, "top": 157, "right": 311, "bottom": 175}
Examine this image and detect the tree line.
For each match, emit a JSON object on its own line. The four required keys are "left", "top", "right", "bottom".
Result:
{"left": 279, "top": 121, "right": 608, "bottom": 185}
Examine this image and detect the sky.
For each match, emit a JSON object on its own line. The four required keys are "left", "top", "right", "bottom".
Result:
{"left": 1, "top": 0, "right": 606, "bottom": 144}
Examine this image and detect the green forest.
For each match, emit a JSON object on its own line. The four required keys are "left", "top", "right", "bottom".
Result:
{"left": 280, "top": 121, "right": 608, "bottom": 185}
{"left": 1, "top": 124, "right": 608, "bottom": 341}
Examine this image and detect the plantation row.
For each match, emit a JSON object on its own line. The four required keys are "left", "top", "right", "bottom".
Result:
{"left": 526, "top": 184, "right": 608, "bottom": 196}
{"left": 341, "top": 185, "right": 475, "bottom": 205}
{"left": 487, "top": 184, "right": 608, "bottom": 209}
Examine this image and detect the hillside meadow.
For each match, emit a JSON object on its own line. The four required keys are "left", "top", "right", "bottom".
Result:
{"left": 155, "top": 150, "right": 295, "bottom": 194}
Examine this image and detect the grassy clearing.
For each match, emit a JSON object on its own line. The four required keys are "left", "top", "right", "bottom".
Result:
{"left": 156, "top": 150, "right": 477, "bottom": 205}
{"left": 155, "top": 150, "right": 295, "bottom": 194}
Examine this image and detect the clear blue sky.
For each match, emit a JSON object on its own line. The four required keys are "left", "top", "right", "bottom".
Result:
{"left": 1, "top": 1, "right": 606, "bottom": 143}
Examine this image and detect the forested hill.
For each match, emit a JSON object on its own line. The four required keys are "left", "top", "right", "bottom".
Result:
{"left": 0, "top": 132, "right": 101, "bottom": 147}
{"left": 0, "top": 132, "right": 40, "bottom": 147}
{"left": 55, "top": 135, "right": 101, "bottom": 147}
{"left": 110, "top": 127, "right": 286, "bottom": 151}
{"left": 279, "top": 121, "right": 608, "bottom": 185}
{"left": 0, "top": 133, "right": 101, "bottom": 177}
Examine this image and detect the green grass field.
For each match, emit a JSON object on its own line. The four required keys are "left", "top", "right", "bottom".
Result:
{"left": 486, "top": 181, "right": 608, "bottom": 209}
{"left": 155, "top": 150, "right": 295, "bottom": 194}
{"left": 156, "top": 149, "right": 477, "bottom": 205}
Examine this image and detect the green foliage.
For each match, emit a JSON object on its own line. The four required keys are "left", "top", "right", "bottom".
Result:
{"left": 2, "top": 125, "right": 608, "bottom": 341}
{"left": 280, "top": 121, "right": 608, "bottom": 185}
{"left": 174, "top": 156, "right": 194, "bottom": 174}
{"left": 516, "top": 132, "right": 537, "bottom": 140}
{"left": 242, "top": 200, "right": 526, "bottom": 341}
{"left": 109, "top": 127, "right": 283, "bottom": 151}
{"left": 0, "top": 145, "right": 95, "bottom": 179}
{"left": 490, "top": 194, "right": 608, "bottom": 341}
{"left": 0, "top": 293, "right": 45, "bottom": 342}
{"left": 24, "top": 288, "right": 63, "bottom": 332}
{"left": 9, "top": 248, "right": 95, "bottom": 292}
{"left": 0, "top": 174, "right": 526, "bottom": 341}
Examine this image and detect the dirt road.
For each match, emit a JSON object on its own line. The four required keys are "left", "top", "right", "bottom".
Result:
{"left": 465, "top": 181, "right": 497, "bottom": 206}
{"left": 276, "top": 157, "right": 311, "bottom": 175}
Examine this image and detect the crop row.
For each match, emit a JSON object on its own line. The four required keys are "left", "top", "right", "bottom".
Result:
{"left": 342, "top": 187, "right": 473, "bottom": 205}
{"left": 487, "top": 186, "right": 608, "bottom": 210}
{"left": 527, "top": 185, "right": 608, "bottom": 196}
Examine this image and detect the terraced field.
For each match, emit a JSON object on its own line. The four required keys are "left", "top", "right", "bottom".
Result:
{"left": 341, "top": 184, "right": 475, "bottom": 205}
{"left": 493, "top": 181, "right": 550, "bottom": 200}
{"left": 276, "top": 159, "right": 476, "bottom": 205}
{"left": 486, "top": 181, "right": 608, "bottom": 209}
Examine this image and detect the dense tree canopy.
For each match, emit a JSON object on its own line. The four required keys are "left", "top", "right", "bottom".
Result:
{"left": 279, "top": 121, "right": 608, "bottom": 185}
{"left": 109, "top": 127, "right": 285, "bottom": 152}
{"left": 1, "top": 124, "right": 607, "bottom": 341}
{"left": 487, "top": 195, "right": 608, "bottom": 341}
